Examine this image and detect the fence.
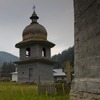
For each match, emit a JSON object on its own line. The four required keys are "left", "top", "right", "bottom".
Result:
{"left": 38, "top": 83, "right": 71, "bottom": 96}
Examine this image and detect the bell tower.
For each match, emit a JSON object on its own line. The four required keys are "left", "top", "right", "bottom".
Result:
{"left": 15, "top": 8, "right": 55, "bottom": 83}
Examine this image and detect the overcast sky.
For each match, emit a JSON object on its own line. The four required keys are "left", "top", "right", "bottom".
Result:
{"left": 0, "top": 0, "right": 74, "bottom": 57}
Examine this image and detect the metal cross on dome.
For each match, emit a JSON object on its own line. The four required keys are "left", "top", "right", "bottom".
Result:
{"left": 33, "top": 5, "right": 35, "bottom": 12}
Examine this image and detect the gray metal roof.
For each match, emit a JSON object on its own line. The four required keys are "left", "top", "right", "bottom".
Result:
{"left": 53, "top": 69, "right": 66, "bottom": 76}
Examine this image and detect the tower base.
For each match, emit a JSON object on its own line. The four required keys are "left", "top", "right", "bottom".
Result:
{"left": 70, "top": 90, "right": 100, "bottom": 100}
{"left": 70, "top": 78, "right": 100, "bottom": 100}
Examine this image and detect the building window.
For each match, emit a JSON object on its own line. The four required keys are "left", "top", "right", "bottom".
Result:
{"left": 26, "top": 48, "right": 30, "bottom": 57}
{"left": 42, "top": 47, "right": 46, "bottom": 57}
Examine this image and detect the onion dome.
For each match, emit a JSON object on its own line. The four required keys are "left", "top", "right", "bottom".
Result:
{"left": 23, "top": 7, "right": 47, "bottom": 41}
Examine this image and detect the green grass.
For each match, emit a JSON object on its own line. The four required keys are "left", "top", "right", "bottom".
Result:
{"left": 0, "top": 82, "right": 69, "bottom": 100}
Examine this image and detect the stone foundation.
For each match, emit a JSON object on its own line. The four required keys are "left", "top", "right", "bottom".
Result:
{"left": 70, "top": 90, "right": 100, "bottom": 100}
{"left": 71, "top": 78, "right": 100, "bottom": 94}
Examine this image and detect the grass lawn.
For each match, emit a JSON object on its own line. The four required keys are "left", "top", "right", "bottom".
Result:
{"left": 0, "top": 82, "right": 69, "bottom": 100}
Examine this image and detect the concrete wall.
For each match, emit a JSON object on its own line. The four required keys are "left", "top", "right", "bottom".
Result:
{"left": 74, "top": 0, "right": 100, "bottom": 78}
{"left": 70, "top": 0, "right": 100, "bottom": 99}
{"left": 18, "top": 62, "right": 53, "bottom": 83}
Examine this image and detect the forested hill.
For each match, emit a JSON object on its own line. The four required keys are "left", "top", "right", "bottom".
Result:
{"left": 52, "top": 46, "right": 74, "bottom": 69}
{"left": 0, "top": 51, "right": 19, "bottom": 67}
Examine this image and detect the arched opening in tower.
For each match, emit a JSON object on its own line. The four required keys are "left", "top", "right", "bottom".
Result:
{"left": 42, "top": 47, "right": 46, "bottom": 57}
{"left": 26, "top": 47, "right": 31, "bottom": 57}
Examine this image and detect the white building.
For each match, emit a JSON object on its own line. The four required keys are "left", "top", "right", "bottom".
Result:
{"left": 11, "top": 72, "right": 18, "bottom": 82}
{"left": 53, "top": 69, "right": 67, "bottom": 82}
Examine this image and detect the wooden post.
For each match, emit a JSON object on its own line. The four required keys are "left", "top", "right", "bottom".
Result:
{"left": 64, "top": 61, "right": 73, "bottom": 83}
